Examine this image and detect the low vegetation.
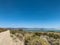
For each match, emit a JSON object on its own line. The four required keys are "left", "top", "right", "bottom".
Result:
{"left": 0, "top": 28, "right": 60, "bottom": 45}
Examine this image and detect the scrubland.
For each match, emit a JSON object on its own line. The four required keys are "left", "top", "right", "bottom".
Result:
{"left": 0, "top": 28, "right": 60, "bottom": 45}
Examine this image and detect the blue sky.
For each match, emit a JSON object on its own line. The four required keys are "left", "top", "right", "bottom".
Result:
{"left": 0, "top": 0, "right": 60, "bottom": 28}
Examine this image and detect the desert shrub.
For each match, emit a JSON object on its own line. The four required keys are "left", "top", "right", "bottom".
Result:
{"left": 34, "top": 32, "right": 42, "bottom": 36}
{"left": 10, "top": 30, "right": 16, "bottom": 34}
{"left": 47, "top": 33, "right": 60, "bottom": 39}
{"left": 0, "top": 29, "right": 7, "bottom": 32}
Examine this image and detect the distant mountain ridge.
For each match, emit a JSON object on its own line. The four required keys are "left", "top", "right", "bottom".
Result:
{"left": 23, "top": 28, "right": 60, "bottom": 32}
{"left": 0, "top": 28, "right": 60, "bottom": 32}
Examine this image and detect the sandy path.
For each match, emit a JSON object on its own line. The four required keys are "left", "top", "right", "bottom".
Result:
{"left": 0, "top": 30, "right": 15, "bottom": 45}
{"left": 0, "top": 30, "right": 24, "bottom": 45}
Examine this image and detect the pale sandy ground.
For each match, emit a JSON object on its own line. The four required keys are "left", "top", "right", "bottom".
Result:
{"left": 0, "top": 30, "right": 24, "bottom": 45}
